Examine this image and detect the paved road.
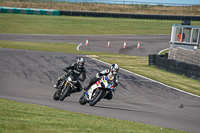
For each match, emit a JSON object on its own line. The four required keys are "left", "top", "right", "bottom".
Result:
{"left": 0, "top": 33, "right": 170, "bottom": 56}
{"left": 0, "top": 48, "right": 200, "bottom": 132}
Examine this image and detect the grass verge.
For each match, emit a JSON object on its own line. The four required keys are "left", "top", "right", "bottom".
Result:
{"left": 0, "top": 98, "right": 189, "bottom": 133}
{"left": 1, "top": 14, "right": 200, "bottom": 35}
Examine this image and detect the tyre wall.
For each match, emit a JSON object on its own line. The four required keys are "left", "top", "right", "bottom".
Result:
{"left": 1, "top": 7, "right": 200, "bottom": 21}
{"left": 60, "top": 11, "right": 200, "bottom": 21}
{"left": 0, "top": 7, "right": 60, "bottom": 15}
{"left": 149, "top": 54, "right": 200, "bottom": 80}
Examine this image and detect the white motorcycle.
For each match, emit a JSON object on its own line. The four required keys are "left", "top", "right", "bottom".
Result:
{"left": 79, "top": 76, "right": 115, "bottom": 106}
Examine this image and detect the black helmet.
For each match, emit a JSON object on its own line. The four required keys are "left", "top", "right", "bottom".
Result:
{"left": 77, "top": 57, "right": 85, "bottom": 68}
{"left": 110, "top": 64, "right": 119, "bottom": 75}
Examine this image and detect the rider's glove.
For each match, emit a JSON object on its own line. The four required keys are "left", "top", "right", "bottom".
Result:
{"left": 95, "top": 72, "right": 100, "bottom": 79}
{"left": 63, "top": 69, "right": 68, "bottom": 73}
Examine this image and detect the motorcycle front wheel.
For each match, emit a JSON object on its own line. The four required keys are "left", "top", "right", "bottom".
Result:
{"left": 79, "top": 93, "right": 87, "bottom": 105}
{"left": 59, "top": 84, "right": 72, "bottom": 101}
{"left": 89, "top": 89, "right": 104, "bottom": 106}
{"left": 53, "top": 90, "right": 60, "bottom": 101}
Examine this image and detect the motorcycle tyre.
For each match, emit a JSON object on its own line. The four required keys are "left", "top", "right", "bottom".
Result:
{"left": 59, "top": 84, "right": 72, "bottom": 101}
{"left": 89, "top": 89, "right": 104, "bottom": 106}
{"left": 53, "top": 90, "right": 60, "bottom": 101}
{"left": 79, "top": 93, "right": 87, "bottom": 105}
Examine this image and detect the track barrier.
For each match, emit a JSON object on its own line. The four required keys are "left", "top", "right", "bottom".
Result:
{"left": 0, "top": 7, "right": 60, "bottom": 16}
{"left": 1, "top": 7, "right": 200, "bottom": 21}
{"left": 149, "top": 54, "right": 200, "bottom": 81}
{"left": 60, "top": 11, "right": 200, "bottom": 21}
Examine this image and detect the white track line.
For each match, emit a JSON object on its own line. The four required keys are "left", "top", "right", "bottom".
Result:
{"left": 77, "top": 43, "right": 82, "bottom": 51}
{"left": 86, "top": 55, "right": 200, "bottom": 98}
{"left": 158, "top": 48, "right": 169, "bottom": 55}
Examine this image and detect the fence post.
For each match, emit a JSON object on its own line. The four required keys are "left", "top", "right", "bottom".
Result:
{"left": 106, "top": 0, "right": 108, "bottom": 7}
{"left": 182, "top": 4, "right": 184, "bottom": 11}
{"left": 131, "top": 1, "right": 133, "bottom": 8}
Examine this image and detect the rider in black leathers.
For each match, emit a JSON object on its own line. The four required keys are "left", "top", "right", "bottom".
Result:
{"left": 54, "top": 57, "right": 86, "bottom": 94}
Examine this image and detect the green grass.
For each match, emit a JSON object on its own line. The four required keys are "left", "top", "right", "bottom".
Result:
{"left": 0, "top": 98, "right": 189, "bottom": 133}
{"left": 1, "top": 14, "right": 200, "bottom": 35}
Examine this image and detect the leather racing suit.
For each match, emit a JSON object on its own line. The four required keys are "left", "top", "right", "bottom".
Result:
{"left": 55, "top": 62, "right": 86, "bottom": 93}
{"left": 84, "top": 68, "right": 119, "bottom": 100}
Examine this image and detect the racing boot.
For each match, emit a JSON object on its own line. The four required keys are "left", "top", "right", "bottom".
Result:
{"left": 54, "top": 79, "right": 60, "bottom": 89}
{"left": 54, "top": 84, "right": 58, "bottom": 89}
{"left": 84, "top": 78, "right": 98, "bottom": 91}
{"left": 54, "top": 75, "right": 65, "bottom": 89}
{"left": 54, "top": 80, "right": 60, "bottom": 89}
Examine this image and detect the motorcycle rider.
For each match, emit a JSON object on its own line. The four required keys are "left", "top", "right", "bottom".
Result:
{"left": 84, "top": 64, "right": 119, "bottom": 100}
{"left": 54, "top": 57, "right": 86, "bottom": 95}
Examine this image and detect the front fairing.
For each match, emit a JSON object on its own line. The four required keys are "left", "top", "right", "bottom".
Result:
{"left": 86, "top": 76, "right": 114, "bottom": 100}
{"left": 64, "top": 74, "right": 77, "bottom": 87}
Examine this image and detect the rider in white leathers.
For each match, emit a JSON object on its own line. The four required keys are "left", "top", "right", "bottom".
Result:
{"left": 84, "top": 64, "right": 119, "bottom": 100}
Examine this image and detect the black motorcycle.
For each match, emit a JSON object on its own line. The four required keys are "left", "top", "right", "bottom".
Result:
{"left": 53, "top": 73, "right": 77, "bottom": 101}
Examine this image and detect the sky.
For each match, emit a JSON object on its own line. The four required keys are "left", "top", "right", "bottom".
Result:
{"left": 135, "top": 0, "right": 200, "bottom": 5}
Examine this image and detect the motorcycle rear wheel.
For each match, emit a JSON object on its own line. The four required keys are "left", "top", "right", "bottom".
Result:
{"left": 89, "top": 89, "right": 104, "bottom": 106}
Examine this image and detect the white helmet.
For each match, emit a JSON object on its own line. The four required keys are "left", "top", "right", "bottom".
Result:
{"left": 110, "top": 64, "right": 119, "bottom": 75}
{"left": 77, "top": 57, "right": 85, "bottom": 68}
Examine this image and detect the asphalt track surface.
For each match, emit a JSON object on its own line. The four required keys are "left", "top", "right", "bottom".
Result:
{"left": 0, "top": 34, "right": 200, "bottom": 132}
{"left": 0, "top": 33, "right": 171, "bottom": 56}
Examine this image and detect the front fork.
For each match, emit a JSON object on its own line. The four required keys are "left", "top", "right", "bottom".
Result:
{"left": 58, "top": 81, "right": 67, "bottom": 93}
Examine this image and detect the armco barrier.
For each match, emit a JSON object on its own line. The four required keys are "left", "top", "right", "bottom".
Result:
{"left": 149, "top": 54, "right": 200, "bottom": 80}
{"left": 0, "top": 7, "right": 60, "bottom": 16}
{"left": 60, "top": 11, "right": 200, "bottom": 21}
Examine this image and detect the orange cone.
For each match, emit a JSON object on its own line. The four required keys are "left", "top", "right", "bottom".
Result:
{"left": 123, "top": 41, "right": 127, "bottom": 48}
{"left": 137, "top": 42, "right": 140, "bottom": 48}
{"left": 86, "top": 39, "right": 89, "bottom": 46}
{"left": 107, "top": 41, "right": 110, "bottom": 47}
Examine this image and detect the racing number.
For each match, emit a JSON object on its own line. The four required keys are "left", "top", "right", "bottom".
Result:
{"left": 95, "top": 80, "right": 101, "bottom": 86}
